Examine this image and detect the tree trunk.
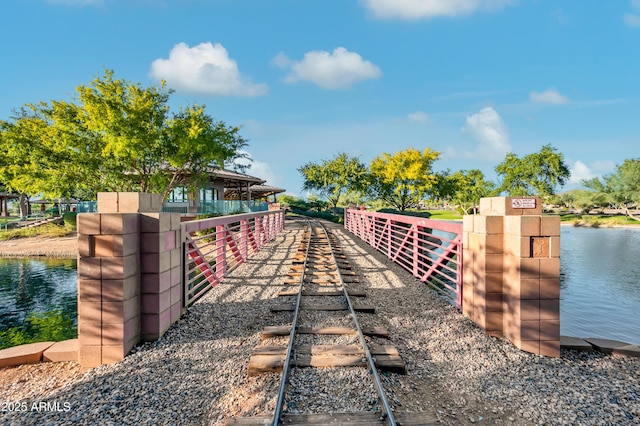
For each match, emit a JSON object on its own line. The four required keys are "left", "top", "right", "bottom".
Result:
{"left": 18, "top": 193, "right": 29, "bottom": 219}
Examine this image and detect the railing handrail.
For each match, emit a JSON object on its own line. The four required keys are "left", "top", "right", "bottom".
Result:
{"left": 345, "top": 208, "right": 463, "bottom": 309}
{"left": 182, "top": 209, "right": 285, "bottom": 307}
{"left": 182, "top": 209, "right": 279, "bottom": 233}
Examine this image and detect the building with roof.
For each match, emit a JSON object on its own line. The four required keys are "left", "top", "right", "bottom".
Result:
{"left": 163, "top": 167, "right": 285, "bottom": 215}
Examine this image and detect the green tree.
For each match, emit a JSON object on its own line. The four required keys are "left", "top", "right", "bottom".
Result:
{"left": 0, "top": 69, "right": 248, "bottom": 201}
{"left": 447, "top": 169, "right": 494, "bottom": 214}
{"left": 495, "top": 144, "right": 570, "bottom": 198}
{"left": 77, "top": 70, "right": 247, "bottom": 198}
{"left": 368, "top": 147, "right": 440, "bottom": 211}
{"left": 556, "top": 189, "right": 608, "bottom": 214}
{"left": 298, "top": 153, "right": 368, "bottom": 209}
{"left": 583, "top": 158, "right": 640, "bottom": 219}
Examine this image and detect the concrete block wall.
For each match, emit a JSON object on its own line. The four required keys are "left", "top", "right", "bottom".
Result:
{"left": 77, "top": 193, "right": 183, "bottom": 368}
{"left": 462, "top": 197, "right": 561, "bottom": 357}
{"left": 77, "top": 212, "right": 141, "bottom": 368}
{"left": 139, "top": 212, "right": 183, "bottom": 341}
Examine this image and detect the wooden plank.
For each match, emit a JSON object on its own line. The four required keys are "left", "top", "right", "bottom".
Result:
{"left": 247, "top": 354, "right": 284, "bottom": 376}
{"left": 277, "top": 289, "right": 366, "bottom": 297}
{"left": 288, "top": 271, "right": 340, "bottom": 277}
{"left": 368, "top": 344, "right": 400, "bottom": 356}
{"left": 251, "top": 345, "right": 288, "bottom": 355}
{"left": 227, "top": 411, "right": 439, "bottom": 425}
{"left": 373, "top": 355, "right": 406, "bottom": 374}
{"left": 290, "top": 354, "right": 405, "bottom": 372}
{"left": 261, "top": 326, "right": 388, "bottom": 339}
{"left": 253, "top": 344, "right": 398, "bottom": 357}
{"left": 295, "top": 345, "right": 362, "bottom": 355}
{"left": 293, "top": 354, "right": 365, "bottom": 368}
{"left": 270, "top": 304, "right": 375, "bottom": 313}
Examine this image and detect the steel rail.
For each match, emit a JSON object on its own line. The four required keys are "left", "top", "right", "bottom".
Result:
{"left": 317, "top": 221, "right": 397, "bottom": 426}
{"left": 272, "top": 219, "right": 311, "bottom": 425}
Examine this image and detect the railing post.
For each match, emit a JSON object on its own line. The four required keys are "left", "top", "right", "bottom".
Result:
{"left": 241, "top": 219, "right": 248, "bottom": 261}
{"left": 412, "top": 226, "right": 419, "bottom": 276}
{"left": 216, "top": 224, "right": 226, "bottom": 280}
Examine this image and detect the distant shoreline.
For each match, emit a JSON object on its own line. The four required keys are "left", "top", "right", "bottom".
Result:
{"left": 0, "top": 235, "right": 77, "bottom": 258}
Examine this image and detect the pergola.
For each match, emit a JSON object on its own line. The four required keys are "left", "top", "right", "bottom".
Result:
{"left": 0, "top": 192, "right": 19, "bottom": 217}
{"left": 209, "top": 167, "right": 266, "bottom": 201}
{"left": 226, "top": 184, "right": 286, "bottom": 203}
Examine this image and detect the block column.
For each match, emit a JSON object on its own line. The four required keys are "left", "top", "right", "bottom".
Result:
{"left": 139, "top": 211, "right": 183, "bottom": 341}
{"left": 503, "top": 209, "right": 561, "bottom": 357}
{"left": 77, "top": 192, "right": 183, "bottom": 368}
{"left": 77, "top": 211, "right": 140, "bottom": 368}
{"left": 462, "top": 214, "right": 504, "bottom": 337}
{"left": 462, "top": 197, "right": 561, "bottom": 357}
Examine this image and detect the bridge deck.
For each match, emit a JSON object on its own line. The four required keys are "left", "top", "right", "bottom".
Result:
{"left": 2, "top": 219, "right": 635, "bottom": 425}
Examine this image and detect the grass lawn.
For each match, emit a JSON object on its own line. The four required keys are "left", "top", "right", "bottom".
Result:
{"left": 425, "top": 210, "right": 463, "bottom": 221}
{"left": 559, "top": 213, "right": 640, "bottom": 227}
{"left": 0, "top": 222, "right": 75, "bottom": 241}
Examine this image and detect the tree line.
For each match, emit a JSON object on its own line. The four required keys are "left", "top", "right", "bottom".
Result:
{"left": 298, "top": 145, "right": 575, "bottom": 213}
{"left": 0, "top": 70, "right": 249, "bottom": 216}
{"left": 553, "top": 159, "right": 640, "bottom": 220}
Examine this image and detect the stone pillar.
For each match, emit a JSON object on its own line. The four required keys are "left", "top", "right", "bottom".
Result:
{"left": 77, "top": 192, "right": 183, "bottom": 368}
{"left": 462, "top": 197, "right": 561, "bottom": 357}
{"left": 139, "top": 211, "right": 183, "bottom": 341}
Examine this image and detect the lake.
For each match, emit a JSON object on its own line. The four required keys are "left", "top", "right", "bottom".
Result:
{"left": 0, "top": 258, "right": 77, "bottom": 336}
{"left": 0, "top": 226, "right": 639, "bottom": 346}
{"left": 560, "top": 226, "right": 640, "bottom": 345}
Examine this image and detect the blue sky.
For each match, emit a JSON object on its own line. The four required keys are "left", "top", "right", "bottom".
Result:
{"left": 1, "top": 0, "right": 639, "bottom": 198}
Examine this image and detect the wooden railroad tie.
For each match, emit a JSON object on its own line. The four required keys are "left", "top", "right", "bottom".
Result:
{"left": 277, "top": 289, "right": 367, "bottom": 297}
{"left": 270, "top": 303, "right": 375, "bottom": 313}
{"left": 248, "top": 344, "right": 406, "bottom": 376}
{"left": 261, "top": 325, "right": 389, "bottom": 339}
{"left": 282, "top": 278, "right": 360, "bottom": 286}
{"left": 227, "top": 411, "right": 440, "bottom": 425}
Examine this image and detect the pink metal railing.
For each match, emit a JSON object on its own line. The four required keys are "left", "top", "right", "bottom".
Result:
{"left": 345, "top": 209, "right": 463, "bottom": 309}
{"left": 182, "top": 209, "right": 285, "bottom": 307}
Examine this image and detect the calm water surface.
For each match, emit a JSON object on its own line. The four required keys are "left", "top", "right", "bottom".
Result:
{"left": 561, "top": 226, "right": 640, "bottom": 345}
{"left": 0, "top": 228, "right": 639, "bottom": 345}
{"left": 0, "top": 258, "right": 77, "bottom": 332}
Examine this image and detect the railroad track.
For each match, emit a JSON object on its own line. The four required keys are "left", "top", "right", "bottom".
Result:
{"left": 228, "top": 219, "right": 439, "bottom": 426}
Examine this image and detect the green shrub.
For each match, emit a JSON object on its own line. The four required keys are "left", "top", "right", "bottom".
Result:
{"left": 292, "top": 209, "right": 343, "bottom": 224}
{"left": 377, "top": 208, "right": 432, "bottom": 218}
{"left": 62, "top": 212, "right": 77, "bottom": 228}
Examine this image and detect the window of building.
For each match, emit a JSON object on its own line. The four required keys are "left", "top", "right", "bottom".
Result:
{"left": 168, "top": 187, "right": 189, "bottom": 203}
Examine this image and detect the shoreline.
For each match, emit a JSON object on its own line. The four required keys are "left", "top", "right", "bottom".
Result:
{"left": 0, "top": 235, "right": 77, "bottom": 258}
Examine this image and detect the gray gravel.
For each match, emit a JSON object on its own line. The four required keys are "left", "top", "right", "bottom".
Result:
{"left": 1, "top": 218, "right": 638, "bottom": 425}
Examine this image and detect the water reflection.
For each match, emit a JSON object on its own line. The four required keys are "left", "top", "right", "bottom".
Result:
{"left": 0, "top": 258, "right": 77, "bottom": 332}
{"left": 561, "top": 226, "right": 640, "bottom": 345}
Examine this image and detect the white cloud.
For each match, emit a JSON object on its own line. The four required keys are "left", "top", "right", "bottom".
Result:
{"left": 623, "top": 1, "right": 640, "bottom": 27}
{"left": 530, "top": 88, "right": 569, "bottom": 104}
{"left": 624, "top": 13, "right": 640, "bottom": 27}
{"left": 569, "top": 161, "right": 594, "bottom": 184}
{"left": 592, "top": 160, "right": 616, "bottom": 174}
{"left": 275, "top": 47, "right": 381, "bottom": 90}
{"left": 149, "top": 42, "right": 267, "bottom": 97}
{"left": 360, "top": 0, "right": 512, "bottom": 20}
{"left": 461, "top": 107, "right": 511, "bottom": 161}
{"left": 407, "top": 110, "right": 429, "bottom": 123}
{"left": 568, "top": 160, "right": 616, "bottom": 185}
{"left": 234, "top": 151, "right": 281, "bottom": 187}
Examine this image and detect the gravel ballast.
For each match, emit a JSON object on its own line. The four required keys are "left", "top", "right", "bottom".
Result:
{"left": 1, "top": 219, "right": 639, "bottom": 425}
